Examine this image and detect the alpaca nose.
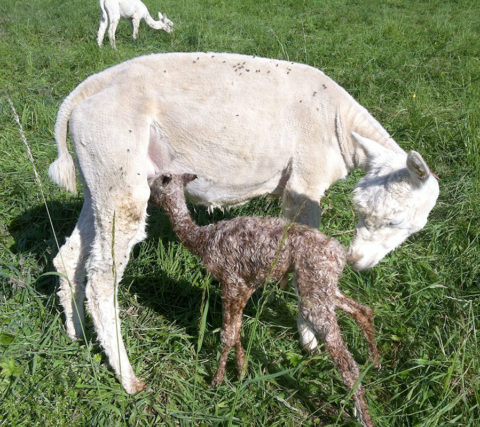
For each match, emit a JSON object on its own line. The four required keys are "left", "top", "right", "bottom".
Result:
{"left": 347, "top": 247, "right": 378, "bottom": 271}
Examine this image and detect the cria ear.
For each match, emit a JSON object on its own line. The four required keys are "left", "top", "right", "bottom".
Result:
{"left": 351, "top": 132, "right": 390, "bottom": 160}
{"left": 406, "top": 151, "right": 430, "bottom": 184}
{"left": 161, "top": 173, "right": 172, "bottom": 185}
{"left": 182, "top": 173, "right": 198, "bottom": 184}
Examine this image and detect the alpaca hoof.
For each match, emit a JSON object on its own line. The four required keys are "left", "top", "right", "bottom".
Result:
{"left": 210, "top": 373, "right": 225, "bottom": 387}
{"left": 66, "top": 330, "right": 79, "bottom": 341}
{"left": 65, "top": 325, "right": 82, "bottom": 341}
{"left": 301, "top": 335, "right": 319, "bottom": 353}
{"left": 298, "top": 317, "right": 318, "bottom": 352}
{"left": 124, "top": 378, "right": 146, "bottom": 395}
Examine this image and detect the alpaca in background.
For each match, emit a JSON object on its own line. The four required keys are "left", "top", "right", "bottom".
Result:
{"left": 97, "top": 0, "right": 173, "bottom": 48}
{"left": 149, "top": 173, "right": 380, "bottom": 427}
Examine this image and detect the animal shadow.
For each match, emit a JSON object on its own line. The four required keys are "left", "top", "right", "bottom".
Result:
{"left": 8, "top": 199, "right": 344, "bottom": 420}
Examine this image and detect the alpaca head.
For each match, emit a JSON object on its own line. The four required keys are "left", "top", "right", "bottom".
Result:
{"left": 149, "top": 173, "right": 197, "bottom": 208}
{"left": 347, "top": 133, "right": 439, "bottom": 270}
{"left": 158, "top": 12, "right": 174, "bottom": 33}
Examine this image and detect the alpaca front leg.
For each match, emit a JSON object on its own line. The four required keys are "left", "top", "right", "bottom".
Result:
{"left": 212, "top": 299, "right": 234, "bottom": 386}
{"left": 230, "top": 287, "right": 254, "bottom": 380}
{"left": 211, "top": 342, "right": 233, "bottom": 386}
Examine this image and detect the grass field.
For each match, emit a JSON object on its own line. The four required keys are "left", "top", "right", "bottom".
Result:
{"left": 1, "top": 0, "right": 479, "bottom": 425}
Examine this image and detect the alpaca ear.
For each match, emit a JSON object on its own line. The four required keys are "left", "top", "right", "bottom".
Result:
{"left": 161, "top": 174, "right": 172, "bottom": 185}
{"left": 182, "top": 173, "right": 197, "bottom": 184}
{"left": 406, "top": 151, "right": 430, "bottom": 184}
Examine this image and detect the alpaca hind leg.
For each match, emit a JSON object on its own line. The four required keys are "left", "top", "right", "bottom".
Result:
{"left": 131, "top": 17, "right": 140, "bottom": 40}
{"left": 334, "top": 293, "right": 380, "bottom": 367}
{"left": 104, "top": 0, "right": 120, "bottom": 48}
{"left": 85, "top": 192, "right": 148, "bottom": 394}
{"left": 97, "top": 6, "right": 108, "bottom": 46}
{"left": 108, "top": 17, "right": 120, "bottom": 49}
{"left": 54, "top": 191, "right": 94, "bottom": 340}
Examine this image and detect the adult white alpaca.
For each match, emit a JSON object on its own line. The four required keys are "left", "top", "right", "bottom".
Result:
{"left": 97, "top": 0, "right": 173, "bottom": 49}
{"left": 48, "top": 52, "right": 439, "bottom": 394}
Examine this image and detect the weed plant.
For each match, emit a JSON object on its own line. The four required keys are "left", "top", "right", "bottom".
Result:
{"left": 1, "top": 0, "right": 479, "bottom": 425}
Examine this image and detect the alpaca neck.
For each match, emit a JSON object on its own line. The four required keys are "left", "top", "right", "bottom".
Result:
{"left": 163, "top": 191, "right": 204, "bottom": 257}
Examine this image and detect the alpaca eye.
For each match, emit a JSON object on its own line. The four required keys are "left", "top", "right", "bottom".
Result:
{"left": 387, "top": 219, "right": 404, "bottom": 227}
{"left": 363, "top": 218, "right": 376, "bottom": 230}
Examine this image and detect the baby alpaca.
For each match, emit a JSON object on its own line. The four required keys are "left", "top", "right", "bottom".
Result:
{"left": 150, "top": 173, "right": 380, "bottom": 427}
{"left": 97, "top": 0, "right": 173, "bottom": 49}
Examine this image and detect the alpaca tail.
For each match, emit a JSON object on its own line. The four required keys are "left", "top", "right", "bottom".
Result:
{"left": 49, "top": 68, "right": 114, "bottom": 194}
{"left": 48, "top": 95, "right": 78, "bottom": 194}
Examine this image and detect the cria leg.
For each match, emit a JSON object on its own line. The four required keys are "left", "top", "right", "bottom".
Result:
{"left": 334, "top": 293, "right": 380, "bottom": 368}
{"left": 211, "top": 284, "right": 254, "bottom": 386}
{"left": 85, "top": 192, "right": 148, "bottom": 394}
{"left": 306, "top": 308, "right": 374, "bottom": 427}
{"left": 54, "top": 189, "right": 94, "bottom": 340}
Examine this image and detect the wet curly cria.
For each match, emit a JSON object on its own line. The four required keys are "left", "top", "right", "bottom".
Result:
{"left": 150, "top": 173, "right": 381, "bottom": 427}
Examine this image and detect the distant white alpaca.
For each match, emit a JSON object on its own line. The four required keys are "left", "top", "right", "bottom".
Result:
{"left": 97, "top": 0, "right": 173, "bottom": 49}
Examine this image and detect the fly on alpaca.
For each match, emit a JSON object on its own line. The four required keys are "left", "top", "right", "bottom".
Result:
{"left": 149, "top": 173, "right": 381, "bottom": 427}
{"left": 97, "top": 0, "right": 173, "bottom": 49}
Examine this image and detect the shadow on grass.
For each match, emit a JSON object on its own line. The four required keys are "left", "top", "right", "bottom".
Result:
{"left": 7, "top": 199, "right": 237, "bottom": 292}
{"left": 8, "top": 199, "right": 298, "bottom": 332}
{"left": 8, "top": 199, "right": 83, "bottom": 294}
{"left": 8, "top": 199, "right": 342, "bottom": 419}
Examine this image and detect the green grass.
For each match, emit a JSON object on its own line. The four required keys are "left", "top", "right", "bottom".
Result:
{"left": 1, "top": 0, "right": 479, "bottom": 425}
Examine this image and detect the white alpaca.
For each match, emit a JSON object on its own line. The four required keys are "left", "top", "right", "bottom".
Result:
{"left": 48, "top": 52, "right": 439, "bottom": 394}
{"left": 97, "top": 0, "right": 173, "bottom": 49}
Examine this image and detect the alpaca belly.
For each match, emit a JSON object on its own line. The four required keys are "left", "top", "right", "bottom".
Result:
{"left": 147, "top": 124, "right": 293, "bottom": 209}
